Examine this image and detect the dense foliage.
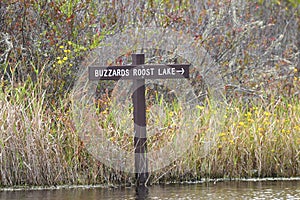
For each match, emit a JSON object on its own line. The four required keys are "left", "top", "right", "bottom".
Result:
{"left": 1, "top": 0, "right": 299, "bottom": 99}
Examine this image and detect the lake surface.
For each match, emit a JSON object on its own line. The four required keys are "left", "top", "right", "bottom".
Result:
{"left": 1, "top": 180, "right": 300, "bottom": 199}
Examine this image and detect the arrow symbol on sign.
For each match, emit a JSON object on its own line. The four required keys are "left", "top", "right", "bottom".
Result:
{"left": 176, "top": 68, "right": 185, "bottom": 74}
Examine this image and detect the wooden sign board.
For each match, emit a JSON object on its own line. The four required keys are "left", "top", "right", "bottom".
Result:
{"left": 89, "top": 64, "right": 189, "bottom": 80}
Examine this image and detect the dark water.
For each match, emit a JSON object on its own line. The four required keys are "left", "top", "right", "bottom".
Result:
{"left": 1, "top": 181, "right": 300, "bottom": 200}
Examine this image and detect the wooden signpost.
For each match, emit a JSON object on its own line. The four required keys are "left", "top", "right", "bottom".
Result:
{"left": 88, "top": 54, "right": 190, "bottom": 186}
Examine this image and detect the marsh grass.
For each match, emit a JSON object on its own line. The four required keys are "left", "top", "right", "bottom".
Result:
{"left": 0, "top": 79, "right": 128, "bottom": 186}
{"left": 1, "top": 79, "right": 299, "bottom": 187}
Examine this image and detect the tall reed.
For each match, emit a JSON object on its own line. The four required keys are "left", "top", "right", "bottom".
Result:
{"left": 0, "top": 80, "right": 299, "bottom": 187}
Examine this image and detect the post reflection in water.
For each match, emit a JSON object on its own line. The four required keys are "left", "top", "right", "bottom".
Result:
{"left": 135, "top": 185, "right": 149, "bottom": 200}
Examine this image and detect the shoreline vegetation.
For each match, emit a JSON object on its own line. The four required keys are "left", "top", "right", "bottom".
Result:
{"left": 0, "top": 87, "right": 299, "bottom": 187}
{"left": 1, "top": 178, "right": 300, "bottom": 191}
{"left": 1, "top": 0, "right": 299, "bottom": 188}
